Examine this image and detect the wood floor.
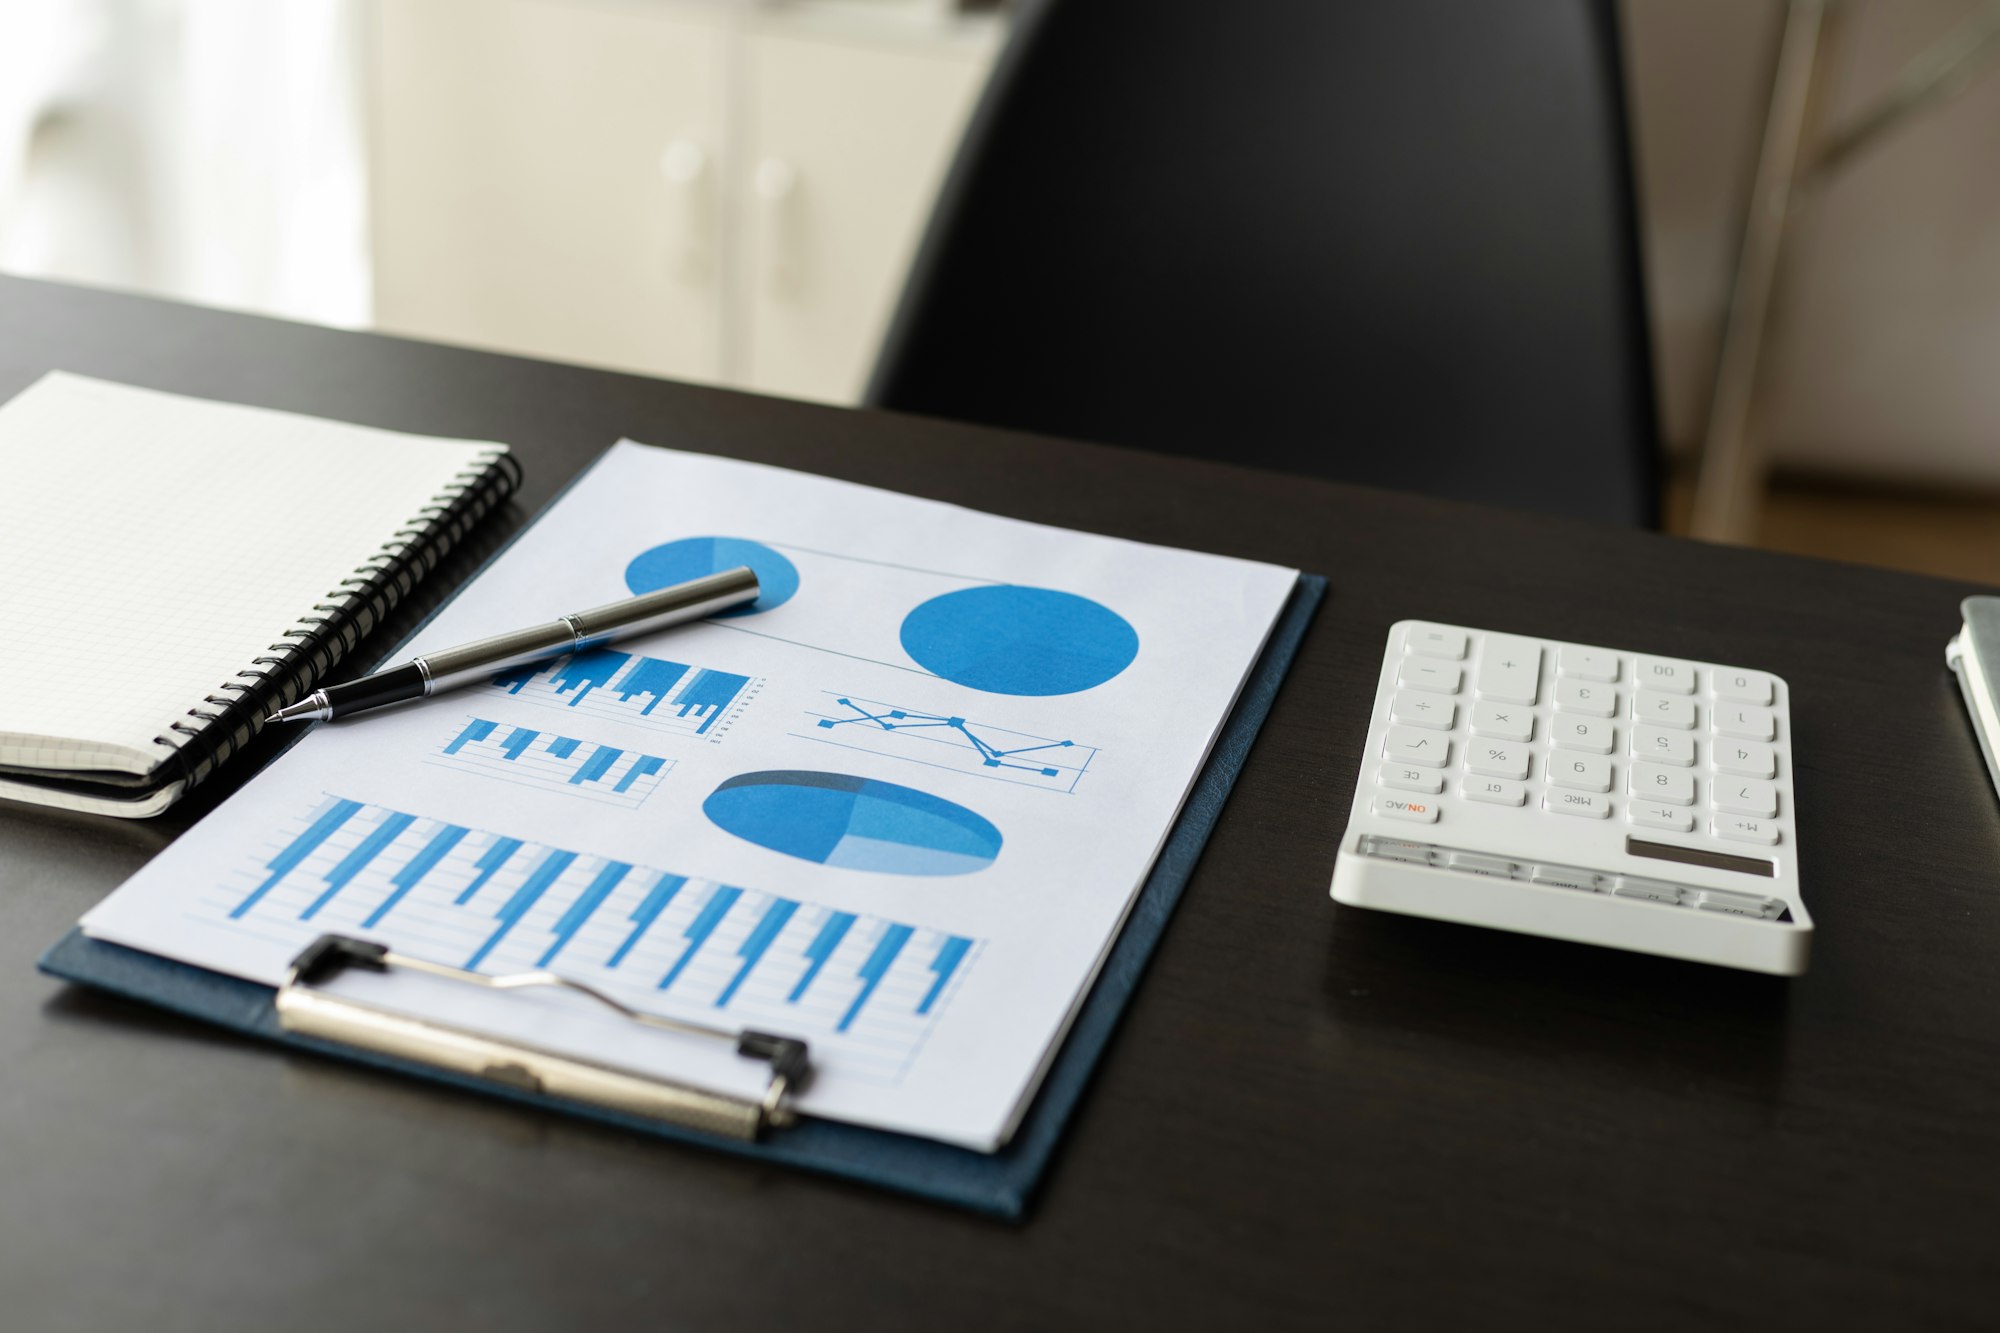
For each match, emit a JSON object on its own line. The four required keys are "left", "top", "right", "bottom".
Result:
{"left": 1664, "top": 473, "right": 2000, "bottom": 587}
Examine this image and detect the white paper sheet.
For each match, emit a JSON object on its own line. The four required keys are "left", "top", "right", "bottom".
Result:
{"left": 83, "top": 442, "right": 1298, "bottom": 1150}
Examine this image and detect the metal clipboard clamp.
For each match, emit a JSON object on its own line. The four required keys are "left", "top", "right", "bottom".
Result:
{"left": 1947, "top": 596, "right": 2000, "bottom": 810}
{"left": 276, "top": 934, "right": 812, "bottom": 1141}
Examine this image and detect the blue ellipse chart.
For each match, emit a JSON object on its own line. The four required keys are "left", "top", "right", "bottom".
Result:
{"left": 625, "top": 537, "right": 799, "bottom": 617}
{"left": 899, "top": 584, "right": 1139, "bottom": 696}
{"left": 703, "top": 770, "right": 1002, "bottom": 876}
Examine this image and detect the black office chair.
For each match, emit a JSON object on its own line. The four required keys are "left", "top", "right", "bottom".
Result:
{"left": 868, "top": 0, "right": 1662, "bottom": 527}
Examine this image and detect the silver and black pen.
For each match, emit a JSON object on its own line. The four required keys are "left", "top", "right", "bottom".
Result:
{"left": 267, "top": 566, "right": 760, "bottom": 724}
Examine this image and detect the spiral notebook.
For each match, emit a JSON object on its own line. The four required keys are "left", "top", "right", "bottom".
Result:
{"left": 0, "top": 373, "right": 520, "bottom": 817}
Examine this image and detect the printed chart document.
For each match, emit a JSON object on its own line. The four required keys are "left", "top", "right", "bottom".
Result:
{"left": 84, "top": 443, "right": 1299, "bottom": 1149}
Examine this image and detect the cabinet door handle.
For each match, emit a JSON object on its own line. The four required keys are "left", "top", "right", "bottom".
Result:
{"left": 660, "top": 138, "right": 710, "bottom": 279}
{"left": 755, "top": 157, "right": 800, "bottom": 294}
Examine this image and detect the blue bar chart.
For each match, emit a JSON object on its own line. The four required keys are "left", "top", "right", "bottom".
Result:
{"left": 797, "top": 692, "right": 1097, "bottom": 793}
{"left": 425, "top": 717, "right": 672, "bottom": 808}
{"left": 490, "top": 648, "right": 757, "bottom": 739}
{"left": 216, "top": 796, "right": 981, "bottom": 1082}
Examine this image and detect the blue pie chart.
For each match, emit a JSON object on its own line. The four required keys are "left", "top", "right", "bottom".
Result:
{"left": 703, "top": 771, "right": 1002, "bottom": 876}
{"left": 900, "top": 584, "right": 1139, "bottom": 696}
{"left": 625, "top": 536, "right": 799, "bottom": 616}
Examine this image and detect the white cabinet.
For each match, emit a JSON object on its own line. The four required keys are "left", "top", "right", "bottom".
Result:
{"left": 735, "top": 23, "right": 997, "bottom": 400}
{"left": 371, "top": 0, "right": 726, "bottom": 381}
{"left": 368, "top": 0, "right": 1001, "bottom": 401}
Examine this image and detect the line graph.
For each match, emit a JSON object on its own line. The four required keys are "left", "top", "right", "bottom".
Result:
{"left": 795, "top": 692, "right": 1097, "bottom": 793}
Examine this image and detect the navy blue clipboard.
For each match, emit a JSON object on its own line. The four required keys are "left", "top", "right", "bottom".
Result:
{"left": 40, "top": 485, "right": 1322, "bottom": 1217}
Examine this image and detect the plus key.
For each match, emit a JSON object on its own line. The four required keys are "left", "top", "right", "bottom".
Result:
{"left": 1476, "top": 635, "right": 1542, "bottom": 706}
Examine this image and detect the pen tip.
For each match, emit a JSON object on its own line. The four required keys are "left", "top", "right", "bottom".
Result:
{"left": 265, "top": 690, "right": 332, "bottom": 724}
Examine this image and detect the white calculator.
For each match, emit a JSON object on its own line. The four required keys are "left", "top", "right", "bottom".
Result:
{"left": 1330, "top": 621, "right": 1811, "bottom": 975}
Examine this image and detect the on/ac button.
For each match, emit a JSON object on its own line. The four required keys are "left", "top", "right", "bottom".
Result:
{"left": 1374, "top": 796, "right": 1439, "bottom": 824}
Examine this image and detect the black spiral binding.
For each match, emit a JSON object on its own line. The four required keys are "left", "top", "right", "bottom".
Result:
{"left": 144, "top": 447, "right": 524, "bottom": 797}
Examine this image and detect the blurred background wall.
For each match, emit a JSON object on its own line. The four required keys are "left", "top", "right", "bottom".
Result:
{"left": 0, "top": 0, "right": 369, "bottom": 325}
{"left": 1628, "top": 0, "right": 2000, "bottom": 488}
{"left": 3, "top": 0, "right": 1996, "bottom": 506}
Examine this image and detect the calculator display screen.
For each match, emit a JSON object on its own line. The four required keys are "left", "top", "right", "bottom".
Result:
{"left": 1626, "top": 837, "right": 1776, "bottom": 878}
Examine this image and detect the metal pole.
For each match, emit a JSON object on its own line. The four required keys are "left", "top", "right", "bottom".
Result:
{"left": 1689, "top": 0, "right": 1830, "bottom": 544}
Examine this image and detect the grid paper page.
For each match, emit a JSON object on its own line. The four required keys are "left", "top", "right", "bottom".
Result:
{"left": 0, "top": 373, "right": 506, "bottom": 773}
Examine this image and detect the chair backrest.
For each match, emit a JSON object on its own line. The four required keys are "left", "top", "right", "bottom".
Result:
{"left": 868, "top": 0, "right": 1661, "bottom": 527}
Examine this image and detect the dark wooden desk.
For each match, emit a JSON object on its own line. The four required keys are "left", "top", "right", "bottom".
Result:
{"left": 2, "top": 275, "right": 1995, "bottom": 1331}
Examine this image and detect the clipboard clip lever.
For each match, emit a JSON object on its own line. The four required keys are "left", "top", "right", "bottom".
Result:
{"left": 278, "top": 934, "right": 812, "bottom": 1141}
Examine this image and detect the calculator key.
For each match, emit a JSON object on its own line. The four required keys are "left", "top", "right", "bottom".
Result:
{"left": 1476, "top": 635, "right": 1542, "bottom": 705}
{"left": 1715, "top": 815, "right": 1779, "bottom": 845}
{"left": 1465, "top": 740, "right": 1530, "bottom": 779}
{"left": 1714, "top": 704, "right": 1776, "bottom": 741}
{"left": 1713, "top": 668, "right": 1774, "bottom": 704}
{"left": 1376, "top": 795, "right": 1440, "bottom": 823}
{"left": 1713, "top": 778, "right": 1778, "bottom": 818}
{"left": 1471, "top": 700, "right": 1534, "bottom": 742}
{"left": 1613, "top": 877, "right": 1683, "bottom": 904}
{"left": 1447, "top": 851, "right": 1516, "bottom": 877}
{"left": 1549, "top": 753, "right": 1613, "bottom": 792}
{"left": 1630, "top": 764, "right": 1695, "bottom": 805}
{"left": 1555, "top": 678, "right": 1617, "bottom": 718}
{"left": 1633, "top": 726, "right": 1696, "bottom": 767}
{"left": 1545, "top": 790, "right": 1611, "bottom": 819}
{"left": 1713, "top": 740, "right": 1777, "bottom": 778}
{"left": 1634, "top": 691, "right": 1696, "bottom": 730}
{"left": 1463, "top": 777, "right": 1526, "bottom": 807}
{"left": 1405, "top": 624, "right": 1468, "bottom": 660}
{"left": 1553, "top": 717, "right": 1615, "bottom": 754}
{"left": 1558, "top": 646, "right": 1619, "bottom": 682}
{"left": 1531, "top": 865, "right": 1600, "bottom": 891}
{"left": 1630, "top": 801, "right": 1695, "bottom": 833}
{"left": 1392, "top": 690, "right": 1456, "bottom": 730}
{"left": 1366, "top": 838, "right": 1433, "bottom": 864}
{"left": 1380, "top": 763, "right": 1444, "bottom": 795}
{"left": 1398, "top": 660, "right": 1462, "bottom": 695}
{"left": 1696, "top": 890, "right": 1777, "bottom": 919}
{"left": 1637, "top": 657, "right": 1697, "bottom": 694}
{"left": 1383, "top": 726, "right": 1449, "bottom": 768}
